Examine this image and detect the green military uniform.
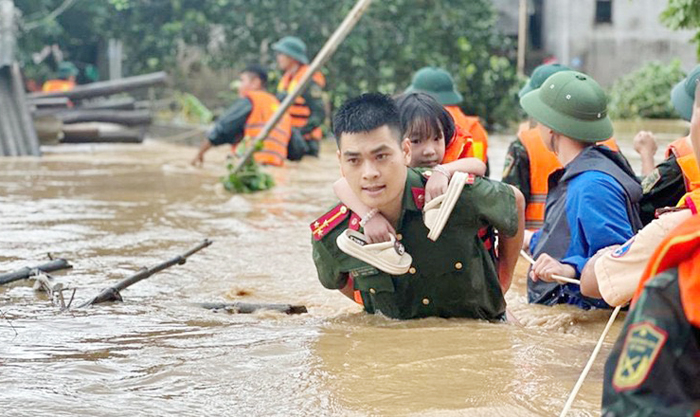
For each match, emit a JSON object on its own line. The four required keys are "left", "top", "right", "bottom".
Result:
{"left": 207, "top": 98, "right": 253, "bottom": 146}
{"left": 602, "top": 270, "right": 700, "bottom": 417}
{"left": 502, "top": 139, "right": 531, "bottom": 204}
{"left": 311, "top": 168, "right": 518, "bottom": 321}
{"left": 639, "top": 155, "right": 687, "bottom": 225}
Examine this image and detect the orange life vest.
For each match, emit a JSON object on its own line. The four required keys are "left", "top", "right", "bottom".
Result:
{"left": 42, "top": 79, "right": 75, "bottom": 92}
{"left": 242, "top": 90, "right": 292, "bottom": 167}
{"left": 277, "top": 65, "right": 326, "bottom": 141}
{"left": 632, "top": 212, "right": 700, "bottom": 327}
{"left": 442, "top": 124, "right": 473, "bottom": 164}
{"left": 445, "top": 106, "right": 488, "bottom": 164}
{"left": 665, "top": 136, "right": 699, "bottom": 192}
{"left": 520, "top": 127, "right": 621, "bottom": 230}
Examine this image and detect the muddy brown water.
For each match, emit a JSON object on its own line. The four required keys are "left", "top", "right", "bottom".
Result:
{"left": 0, "top": 123, "right": 686, "bottom": 416}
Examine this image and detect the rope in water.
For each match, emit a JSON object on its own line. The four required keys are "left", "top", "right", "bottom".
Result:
{"left": 559, "top": 305, "right": 622, "bottom": 416}
{"left": 519, "top": 250, "right": 623, "bottom": 416}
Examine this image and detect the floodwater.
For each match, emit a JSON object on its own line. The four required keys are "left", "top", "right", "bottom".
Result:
{"left": 0, "top": 123, "right": 686, "bottom": 417}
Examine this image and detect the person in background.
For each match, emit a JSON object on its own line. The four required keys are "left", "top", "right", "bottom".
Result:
{"left": 42, "top": 61, "right": 78, "bottom": 92}
{"left": 503, "top": 63, "right": 622, "bottom": 231}
{"left": 521, "top": 71, "right": 642, "bottom": 309}
{"left": 273, "top": 36, "right": 326, "bottom": 157}
{"left": 192, "top": 64, "right": 292, "bottom": 167}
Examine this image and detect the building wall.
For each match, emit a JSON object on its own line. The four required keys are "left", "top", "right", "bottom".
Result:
{"left": 541, "top": 0, "right": 697, "bottom": 86}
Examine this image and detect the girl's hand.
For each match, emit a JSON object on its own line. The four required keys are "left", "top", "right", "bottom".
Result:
{"left": 425, "top": 172, "right": 449, "bottom": 203}
{"left": 363, "top": 213, "right": 395, "bottom": 243}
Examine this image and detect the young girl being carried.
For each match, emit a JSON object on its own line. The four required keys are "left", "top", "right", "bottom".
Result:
{"left": 333, "top": 92, "right": 486, "bottom": 243}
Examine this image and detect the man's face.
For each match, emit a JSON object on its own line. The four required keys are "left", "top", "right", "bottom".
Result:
{"left": 338, "top": 126, "right": 411, "bottom": 210}
{"left": 407, "top": 130, "right": 445, "bottom": 168}
{"left": 238, "top": 73, "right": 260, "bottom": 96}
{"left": 276, "top": 53, "right": 294, "bottom": 71}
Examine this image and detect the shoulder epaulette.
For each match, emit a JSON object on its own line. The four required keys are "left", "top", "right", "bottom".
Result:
{"left": 311, "top": 203, "right": 351, "bottom": 241}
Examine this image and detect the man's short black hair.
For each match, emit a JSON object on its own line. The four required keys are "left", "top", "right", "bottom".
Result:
{"left": 242, "top": 64, "right": 268, "bottom": 86}
{"left": 395, "top": 92, "right": 456, "bottom": 147}
{"left": 332, "top": 93, "right": 402, "bottom": 146}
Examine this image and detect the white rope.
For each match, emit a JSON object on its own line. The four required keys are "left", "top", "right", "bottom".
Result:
{"left": 519, "top": 250, "right": 581, "bottom": 285}
{"left": 559, "top": 305, "right": 623, "bottom": 416}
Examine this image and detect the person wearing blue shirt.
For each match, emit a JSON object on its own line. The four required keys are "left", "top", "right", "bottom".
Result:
{"left": 520, "top": 71, "right": 642, "bottom": 309}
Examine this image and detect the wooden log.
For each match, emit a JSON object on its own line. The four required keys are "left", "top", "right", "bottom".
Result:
{"left": 27, "top": 72, "right": 168, "bottom": 101}
{"left": 54, "top": 109, "right": 151, "bottom": 126}
{"left": 200, "top": 302, "right": 308, "bottom": 315}
{"left": 0, "top": 259, "right": 73, "bottom": 286}
{"left": 27, "top": 97, "right": 70, "bottom": 109}
{"left": 80, "top": 239, "right": 212, "bottom": 307}
{"left": 61, "top": 123, "right": 143, "bottom": 143}
{"left": 80, "top": 97, "right": 136, "bottom": 111}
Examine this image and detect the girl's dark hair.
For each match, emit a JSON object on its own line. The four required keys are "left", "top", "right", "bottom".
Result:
{"left": 395, "top": 92, "right": 455, "bottom": 146}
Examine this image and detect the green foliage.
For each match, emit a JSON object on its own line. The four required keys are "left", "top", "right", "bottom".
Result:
{"left": 221, "top": 142, "right": 275, "bottom": 194}
{"left": 175, "top": 92, "right": 214, "bottom": 124}
{"left": 608, "top": 60, "right": 686, "bottom": 120}
{"left": 16, "top": 0, "right": 519, "bottom": 128}
{"left": 661, "top": 0, "right": 700, "bottom": 58}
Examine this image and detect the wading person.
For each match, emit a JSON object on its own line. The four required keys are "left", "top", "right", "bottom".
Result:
{"left": 273, "top": 36, "right": 326, "bottom": 157}
{"left": 503, "top": 63, "right": 622, "bottom": 231}
{"left": 332, "top": 92, "right": 486, "bottom": 244}
{"left": 601, "top": 212, "right": 700, "bottom": 416}
{"left": 579, "top": 82, "right": 700, "bottom": 308}
{"left": 521, "top": 71, "right": 642, "bottom": 309}
{"left": 405, "top": 67, "right": 490, "bottom": 174}
{"left": 191, "top": 64, "right": 292, "bottom": 167}
{"left": 42, "top": 61, "right": 78, "bottom": 92}
{"left": 638, "top": 65, "right": 700, "bottom": 225}
{"left": 602, "top": 85, "right": 700, "bottom": 415}
{"left": 310, "top": 93, "right": 524, "bottom": 320}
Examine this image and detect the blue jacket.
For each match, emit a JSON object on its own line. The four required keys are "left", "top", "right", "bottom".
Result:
{"left": 529, "top": 146, "right": 643, "bottom": 309}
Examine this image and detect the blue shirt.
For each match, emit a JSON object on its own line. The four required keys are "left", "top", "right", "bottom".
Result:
{"left": 530, "top": 170, "right": 636, "bottom": 276}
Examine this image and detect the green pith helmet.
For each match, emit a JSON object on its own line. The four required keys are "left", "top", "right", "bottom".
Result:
{"left": 671, "top": 65, "right": 700, "bottom": 122}
{"left": 519, "top": 63, "right": 571, "bottom": 98}
{"left": 272, "top": 36, "right": 309, "bottom": 65}
{"left": 520, "top": 71, "right": 613, "bottom": 143}
{"left": 405, "top": 67, "right": 463, "bottom": 106}
{"left": 57, "top": 61, "right": 79, "bottom": 79}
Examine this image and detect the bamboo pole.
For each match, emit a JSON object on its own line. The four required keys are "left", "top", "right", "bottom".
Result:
{"left": 230, "top": 0, "right": 374, "bottom": 176}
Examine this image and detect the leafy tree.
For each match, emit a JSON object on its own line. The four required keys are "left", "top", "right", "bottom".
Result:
{"left": 661, "top": 0, "right": 700, "bottom": 58}
{"left": 16, "top": 0, "right": 519, "bottom": 127}
{"left": 608, "top": 60, "right": 686, "bottom": 120}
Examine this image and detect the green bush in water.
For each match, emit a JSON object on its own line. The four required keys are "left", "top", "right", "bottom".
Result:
{"left": 221, "top": 140, "right": 275, "bottom": 194}
{"left": 608, "top": 60, "right": 686, "bottom": 120}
